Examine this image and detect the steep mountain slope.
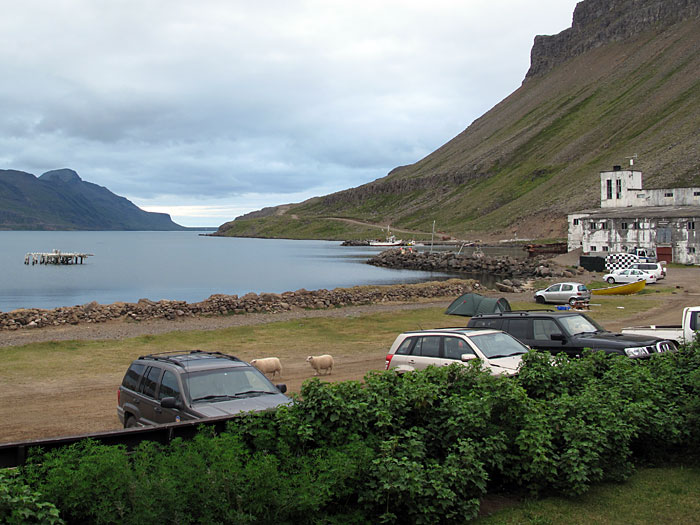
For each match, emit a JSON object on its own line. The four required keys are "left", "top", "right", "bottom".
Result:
{"left": 0, "top": 168, "right": 184, "bottom": 230}
{"left": 217, "top": 0, "right": 700, "bottom": 241}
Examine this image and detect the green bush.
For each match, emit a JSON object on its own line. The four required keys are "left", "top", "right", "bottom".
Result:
{"left": 15, "top": 344, "right": 700, "bottom": 524}
{"left": 0, "top": 469, "right": 64, "bottom": 524}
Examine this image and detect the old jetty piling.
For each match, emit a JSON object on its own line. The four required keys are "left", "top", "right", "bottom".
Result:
{"left": 24, "top": 250, "right": 93, "bottom": 265}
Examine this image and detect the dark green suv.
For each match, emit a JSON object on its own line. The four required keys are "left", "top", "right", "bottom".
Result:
{"left": 117, "top": 350, "right": 290, "bottom": 428}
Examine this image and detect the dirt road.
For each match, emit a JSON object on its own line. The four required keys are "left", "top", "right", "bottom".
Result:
{"left": 1, "top": 267, "right": 698, "bottom": 444}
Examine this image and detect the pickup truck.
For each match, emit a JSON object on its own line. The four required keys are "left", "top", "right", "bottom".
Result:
{"left": 466, "top": 311, "right": 676, "bottom": 359}
{"left": 621, "top": 306, "right": 700, "bottom": 346}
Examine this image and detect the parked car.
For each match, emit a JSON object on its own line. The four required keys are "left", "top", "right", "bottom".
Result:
{"left": 118, "top": 350, "right": 291, "bottom": 428}
{"left": 534, "top": 282, "right": 591, "bottom": 305}
{"left": 602, "top": 268, "right": 657, "bottom": 284}
{"left": 628, "top": 262, "right": 665, "bottom": 280}
{"left": 385, "top": 328, "right": 528, "bottom": 376}
{"left": 466, "top": 311, "right": 676, "bottom": 359}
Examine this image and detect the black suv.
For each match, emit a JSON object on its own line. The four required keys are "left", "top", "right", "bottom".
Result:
{"left": 117, "top": 350, "right": 291, "bottom": 428}
{"left": 466, "top": 311, "right": 676, "bottom": 359}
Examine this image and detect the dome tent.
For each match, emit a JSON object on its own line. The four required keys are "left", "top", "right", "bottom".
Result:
{"left": 445, "top": 293, "right": 511, "bottom": 317}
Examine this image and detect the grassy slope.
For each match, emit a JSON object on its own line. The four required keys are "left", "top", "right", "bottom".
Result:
{"left": 221, "top": 18, "right": 700, "bottom": 241}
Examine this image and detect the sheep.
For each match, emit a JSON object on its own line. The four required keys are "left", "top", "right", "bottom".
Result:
{"left": 250, "top": 357, "right": 282, "bottom": 379}
{"left": 306, "top": 354, "right": 334, "bottom": 375}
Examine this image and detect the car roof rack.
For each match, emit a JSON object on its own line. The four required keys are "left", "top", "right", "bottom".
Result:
{"left": 138, "top": 350, "right": 241, "bottom": 368}
{"left": 471, "top": 309, "right": 558, "bottom": 317}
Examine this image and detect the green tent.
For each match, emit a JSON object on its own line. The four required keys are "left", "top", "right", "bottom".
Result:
{"left": 445, "top": 293, "right": 511, "bottom": 317}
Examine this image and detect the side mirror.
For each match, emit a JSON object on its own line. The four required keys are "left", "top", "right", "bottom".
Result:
{"left": 461, "top": 353, "right": 478, "bottom": 362}
{"left": 160, "top": 397, "right": 182, "bottom": 410}
{"left": 276, "top": 384, "right": 288, "bottom": 394}
{"left": 551, "top": 333, "right": 566, "bottom": 342}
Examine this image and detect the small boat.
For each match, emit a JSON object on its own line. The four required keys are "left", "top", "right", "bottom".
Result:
{"left": 591, "top": 280, "right": 646, "bottom": 295}
{"left": 369, "top": 234, "right": 403, "bottom": 247}
{"left": 369, "top": 225, "right": 403, "bottom": 246}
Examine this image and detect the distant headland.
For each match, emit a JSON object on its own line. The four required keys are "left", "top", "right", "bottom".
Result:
{"left": 0, "top": 168, "right": 185, "bottom": 231}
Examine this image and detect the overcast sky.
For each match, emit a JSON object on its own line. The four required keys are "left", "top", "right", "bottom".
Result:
{"left": 0, "top": 0, "right": 579, "bottom": 227}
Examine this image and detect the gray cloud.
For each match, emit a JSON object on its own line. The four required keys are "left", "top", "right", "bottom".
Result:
{"left": 0, "top": 0, "right": 578, "bottom": 226}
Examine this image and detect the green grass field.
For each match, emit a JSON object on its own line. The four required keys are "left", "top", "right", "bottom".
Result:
{"left": 475, "top": 467, "right": 700, "bottom": 524}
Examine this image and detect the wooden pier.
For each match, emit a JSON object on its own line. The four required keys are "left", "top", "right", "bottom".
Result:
{"left": 24, "top": 250, "right": 93, "bottom": 265}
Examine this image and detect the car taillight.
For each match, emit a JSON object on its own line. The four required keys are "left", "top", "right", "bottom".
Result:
{"left": 385, "top": 354, "right": 393, "bottom": 370}
{"left": 117, "top": 388, "right": 121, "bottom": 404}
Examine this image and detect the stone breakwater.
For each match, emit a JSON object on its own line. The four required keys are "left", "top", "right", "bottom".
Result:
{"left": 368, "top": 249, "right": 562, "bottom": 278}
{"left": 0, "top": 279, "right": 479, "bottom": 332}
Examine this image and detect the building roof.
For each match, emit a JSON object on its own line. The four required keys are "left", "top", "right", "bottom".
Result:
{"left": 569, "top": 205, "right": 700, "bottom": 219}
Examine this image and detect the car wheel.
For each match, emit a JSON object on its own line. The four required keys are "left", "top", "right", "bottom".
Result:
{"left": 607, "top": 277, "right": 615, "bottom": 284}
{"left": 124, "top": 415, "right": 138, "bottom": 429}
{"left": 535, "top": 295, "right": 545, "bottom": 304}
{"left": 568, "top": 297, "right": 578, "bottom": 306}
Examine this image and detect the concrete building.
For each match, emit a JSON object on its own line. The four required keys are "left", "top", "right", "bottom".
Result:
{"left": 568, "top": 166, "right": 700, "bottom": 265}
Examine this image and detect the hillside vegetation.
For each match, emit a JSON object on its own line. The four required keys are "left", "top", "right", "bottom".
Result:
{"left": 217, "top": 0, "right": 700, "bottom": 241}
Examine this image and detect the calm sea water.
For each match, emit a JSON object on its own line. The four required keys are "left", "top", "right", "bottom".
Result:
{"left": 0, "top": 231, "right": 461, "bottom": 312}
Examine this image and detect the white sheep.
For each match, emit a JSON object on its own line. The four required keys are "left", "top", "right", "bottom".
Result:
{"left": 306, "top": 354, "right": 334, "bottom": 375}
{"left": 250, "top": 357, "right": 282, "bottom": 379}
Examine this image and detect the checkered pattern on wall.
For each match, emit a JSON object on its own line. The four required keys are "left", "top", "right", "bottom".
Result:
{"left": 605, "top": 253, "right": 639, "bottom": 271}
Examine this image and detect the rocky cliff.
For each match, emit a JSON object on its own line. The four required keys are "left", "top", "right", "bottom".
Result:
{"left": 527, "top": 0, "right": 700, "bottom": 78}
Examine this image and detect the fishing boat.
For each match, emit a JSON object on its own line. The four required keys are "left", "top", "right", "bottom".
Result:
{"left": 369, "top": 234, "right": 403, "bottom": 247}
{"left": 369, "top": 225, "right": 403, "bottom": 246}
{"left": 591, "top": 280, "right": 646, "bottom": 295}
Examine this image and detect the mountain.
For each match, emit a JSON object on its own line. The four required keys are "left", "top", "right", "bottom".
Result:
{"left": 215, "top": 0, "right": 700, "bottom": 241}
{"left": 0, "top": 168, "right": 185, "bottom": 231}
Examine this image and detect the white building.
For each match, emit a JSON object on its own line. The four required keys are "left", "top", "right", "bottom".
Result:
{"left": 568, "top": 166, "right": 700, "bottom": 265}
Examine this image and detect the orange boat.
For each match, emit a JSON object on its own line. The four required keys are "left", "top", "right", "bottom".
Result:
{"left": 591, "top": 280, "right": 646, "bottom": 295}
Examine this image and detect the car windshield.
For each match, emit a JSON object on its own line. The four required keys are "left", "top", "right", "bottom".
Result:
{"left": 186, "top": 367, "right": 278, "bottom": 403}
{"left": 557, "top": 314, "right": 605, "bottom": 336}
{"left": 469, "top": 332, "right": 529, "bottom": 359}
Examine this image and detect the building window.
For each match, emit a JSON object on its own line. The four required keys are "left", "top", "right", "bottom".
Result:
{"left": 573, "top": 218, "right": 579, "bottom": 226}
{"left": 602, "top": 246, "right": 609, "bottom": 252}
{"left": 665, "top": 192, "right": 673, "bottom": 197}
{"left": 695, "top": 191, "right": 700, "bottom": 196}
{"left": 606, "top": 179, "right": 612, "bottom": 200}
{"left": 616, "top": 179, "right": 622, "bottom": 199}
{"left": 621, "top": 222, "right": 628, "bottom": 230}
{"left": 689, "top": 247, "right": 696, "bottom": 254}
{"left": 590, "top": 246, "right": 597, "bottom": 251}
{"left": 590, "top": 222, "right": 597, "bottom": 230}
{"left": 601, "top": 221, "right": 608, "bottom": 230}
{"left": 689, "top": 221, "right": 696, "bottom": 230}
{"left": 637, "top": 194, "right": 645, "bottom": 199}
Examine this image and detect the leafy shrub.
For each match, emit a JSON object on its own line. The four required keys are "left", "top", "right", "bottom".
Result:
{"left": 0, "top": 469, "right": 64, "bottom": 524}
{"left": 14, "top": 346, "right": 700, "bottom": 524}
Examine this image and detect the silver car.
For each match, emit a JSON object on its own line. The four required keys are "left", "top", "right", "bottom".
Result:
{"left": 534, "top": 282, "right": 591, "bottom": 305}
{"left": 385, "top": 328, "right": 527, "bottom": 377}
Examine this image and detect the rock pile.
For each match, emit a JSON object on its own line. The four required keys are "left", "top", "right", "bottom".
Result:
{"left": 368, "top": 249, "right": 559, "bottom": 278}
{"left": 0, "top": 279, "right": 479, "bottom": 332}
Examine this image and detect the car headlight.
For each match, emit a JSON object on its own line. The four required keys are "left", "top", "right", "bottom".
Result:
{"left": 624, "top": 346, "right": 649, "bottom": 358}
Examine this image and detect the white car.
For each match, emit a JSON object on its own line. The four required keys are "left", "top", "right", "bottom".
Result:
{"left": 602, "top": 268, "right": 657, "bottom": 285}
{"left": 385, "top": 328, "right": 527, "bottom": 377}
{"left": 629, "top": 262, "right": 665, "bottom": 280}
